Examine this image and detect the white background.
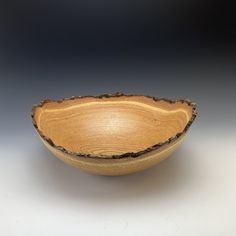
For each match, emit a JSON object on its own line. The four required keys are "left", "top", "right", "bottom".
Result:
{"left": 1, "top": 128, "right": 235, "bottom": 236}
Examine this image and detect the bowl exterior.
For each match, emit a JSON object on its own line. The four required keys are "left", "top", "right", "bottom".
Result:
{"left": 40, "top": 134, "right": 186, "bottom": 176}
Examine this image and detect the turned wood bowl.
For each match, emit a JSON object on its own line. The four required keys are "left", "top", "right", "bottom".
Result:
{"left": 31, "top": 93, "right": 197, "bottom": 176}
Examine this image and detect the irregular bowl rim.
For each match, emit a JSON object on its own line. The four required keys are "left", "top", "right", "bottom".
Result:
{"left": 31, "top": 92, "right": 197, "bottom": 159}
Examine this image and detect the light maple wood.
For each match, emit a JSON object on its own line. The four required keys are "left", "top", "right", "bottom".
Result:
{"left": 32, "top": 95, "right": 196, "bottom": 175}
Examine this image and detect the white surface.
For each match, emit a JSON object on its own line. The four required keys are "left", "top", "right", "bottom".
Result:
{"left": 1, "top": 131, "right": 236, "bottom": 235}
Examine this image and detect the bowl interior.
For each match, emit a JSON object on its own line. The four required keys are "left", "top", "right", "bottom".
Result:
{"left": 33, "top": 96, "right": 194, "bottom": 156}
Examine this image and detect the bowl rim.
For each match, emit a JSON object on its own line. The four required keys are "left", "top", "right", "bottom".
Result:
{"left": 31, "top": 92, "right": 197, "bottom": 159}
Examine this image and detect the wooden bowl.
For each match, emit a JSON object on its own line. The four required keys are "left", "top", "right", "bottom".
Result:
{"left": 32, "top": 93, "right": 197, "bottom": 176}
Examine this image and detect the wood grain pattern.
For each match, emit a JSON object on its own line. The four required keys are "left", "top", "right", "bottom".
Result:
{"left": 32, "top": 93, "right": 197, "bottom": 175}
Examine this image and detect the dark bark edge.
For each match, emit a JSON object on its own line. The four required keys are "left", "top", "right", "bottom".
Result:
{"left": 31, "top": 92, "right": 197, "bottom": 159}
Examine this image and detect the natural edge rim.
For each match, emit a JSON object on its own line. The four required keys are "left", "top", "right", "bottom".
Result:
{"left": 31, "top": 92, "right": 198, "bottom": 159}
